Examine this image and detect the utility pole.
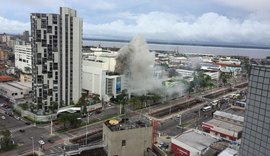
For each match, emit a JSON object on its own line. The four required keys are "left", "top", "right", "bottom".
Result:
{"left": 179, "top": 114, "right": 182, "bottom": 126}
{"left": 50, "top": 115, "right": 53, "bottom": 135}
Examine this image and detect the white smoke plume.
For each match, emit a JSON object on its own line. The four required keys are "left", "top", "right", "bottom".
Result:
{"left": 115, "top": 35, "right": 187, "bottom": 98}
{"left": 115, "top": 35, "right": 163, "bottom": 94}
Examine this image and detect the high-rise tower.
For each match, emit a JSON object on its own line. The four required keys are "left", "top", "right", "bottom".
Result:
{"left": 239, "top": 65, "right": 270, "bottom": 155}
{"left": 31, "top": 7, "right": 82, "bottom": 113}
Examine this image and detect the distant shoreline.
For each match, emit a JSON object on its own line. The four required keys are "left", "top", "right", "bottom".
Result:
{"left": 83, "top": 38, "right": 270, "bottom": 50}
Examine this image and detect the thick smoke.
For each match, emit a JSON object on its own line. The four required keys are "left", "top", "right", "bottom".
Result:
{"left": 115, "top": 35, "right": 187, "bottom": 99}
{"left": 115, "top": 35, "right": 163, "bottom": 94}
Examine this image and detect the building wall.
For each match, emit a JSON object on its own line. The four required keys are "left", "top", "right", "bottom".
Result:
{"left": 14, "top": 44, "right": 32, "bottom": 73}
{"left": 171, "top": 143, "right": 190, "bottom": 156}
{"left": 239, "top": 65, "right": 270, "bottom": 156}
{"left": 0, "top": 49, "right": 8, "bottom": 61}
{"left": 171, "top": 138, "right": 199, "bottom": 156}
{"left": 103, "top": 124, "right": 153, "bottom": 156}
{"left": 20, "top": 73, "right": 32, "bottom": 82}
{"left": 82, "top": 60, "right": 105, "bottom": 96}
{"left": 202, "top": 122, "right": 238, "bottom": 141}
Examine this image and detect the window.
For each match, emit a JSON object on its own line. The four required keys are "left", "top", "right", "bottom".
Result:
{"left": 122, "top": 140, "right": 126, "bottom": 146}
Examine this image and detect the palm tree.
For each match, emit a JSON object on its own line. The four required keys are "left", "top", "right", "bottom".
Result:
{"left": 24, "top": 67, "right": 31, "bottom": 74}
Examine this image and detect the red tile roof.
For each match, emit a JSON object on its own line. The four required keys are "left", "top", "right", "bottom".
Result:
{"left": 0, "top": 75, "right": 17, "bottom": 82}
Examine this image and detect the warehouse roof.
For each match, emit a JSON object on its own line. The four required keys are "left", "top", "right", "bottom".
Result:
{"left": 173, "top": 129, "right": 218, "bottom": 151}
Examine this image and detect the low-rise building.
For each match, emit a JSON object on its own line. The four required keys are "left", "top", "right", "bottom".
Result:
{"left": 20, "top": 73, "right": 32, "bottom": 82}
{"left": 218, "top": 147, "right": 238, "bottom": 156}
{"left": 0, "top": 49, "right": 9, "bottom": 61}
{"left": 202, "top": 111, "right": 244, "bottom": 141}
{"left": 0, "top": 81, "right": 32, "bottom": 100}
{"left": 103, "top": 118, "right": 153, "bottom": 156}
{"left": 175, "top": 69, "right": 196, "bottom": 78}
{"left": 171, "top": 129, "right": 219, "bottom": 156}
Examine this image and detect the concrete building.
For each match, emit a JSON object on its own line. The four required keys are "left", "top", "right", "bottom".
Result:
{"left": 82, "top": 49, "right": 127, "bottom": 101}
{"left": 171, "top": 129, "right": 219, "bottom": 156}
{"left": 31, "top": 7, "right": 82, "bottom": 112}
{"left": 1, "top": 33, "right": 11, "bottom": 43}
{"left": 175, "top": 69, "right": 196, "bottom": 78}
{"left": 218, "top": 147, "right": 238, "bottom": 156}
{"left": 14, "top": 44, "right": 32, "bottom": 73}
{"left": 239, "top": 65, "right": 270, "bottom": 156}
{"left": 20, "top": 73, "right": 32, "bottom": 82}
{"left": 22, "top": 30, "right": 30, "bottom": 43}
{"left": 202, "top": 111, "right": 244, "bottom": 141}
{"left": 103, "top": 118, "right": 153, "bottom": 156}
{"left": 0, "top": 49, "right": 8, "bottom": 61}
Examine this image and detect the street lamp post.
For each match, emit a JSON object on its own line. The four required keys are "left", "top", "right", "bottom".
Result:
{"left": 86, "top": 112, "right": 90, "bottom": 145}
{"left": 50, "top": 115, "right": 53, "bottom": 135}
{"left": 31, "top": 137, "right": 34, "bottom": 155}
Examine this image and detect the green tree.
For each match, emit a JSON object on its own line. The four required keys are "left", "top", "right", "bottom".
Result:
{"left": 58, "top": 113, "right": 69, "bottom": 129}
{"left": 24, "top": 67, "right": 31, "bottom": 74}
{"left": 0, "top": 130, "right": 12, "bottom": 148}
{"left": 49, "top": 102, "right": 58, "bottom": 113}
{"left": 19, "top": 103, "right": 29, "bottom": 110}
{"left": 68, "top": 113, "right": 82, "bottom": 128}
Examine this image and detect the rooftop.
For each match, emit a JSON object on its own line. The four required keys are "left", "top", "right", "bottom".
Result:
{"left": 104, "top": 117, "right": 151, "bottom": 132}
{"left": 224, "top": 109, "right": 245, "bottom": 117}
{"left": 218, "top": 147, "right": 238, "bottom": 156}
{"left": 173, "top": 129, "right": 218, "bottom": 151}
{"left": 214, "top": 111, "right": 244, "bottom": 122}
{"left": 205, "top": 119, "right": 243, "bottom": 132}
{"left": 0, "top": 75, "right": 17, "bottom": 82}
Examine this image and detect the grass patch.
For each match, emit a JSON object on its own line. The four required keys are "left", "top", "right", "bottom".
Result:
{"left": 0, "top": 144, "right": 17, "bottom": 153}
{"left": 100, "top": 114, "right": 119, "bottom": 120}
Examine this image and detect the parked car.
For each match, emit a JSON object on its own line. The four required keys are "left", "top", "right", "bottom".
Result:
{"left": 19, "top": 129, "right": 25, "bottom": 133}
{"left": 47, "top": 139, "right": 55, "bottom": 143}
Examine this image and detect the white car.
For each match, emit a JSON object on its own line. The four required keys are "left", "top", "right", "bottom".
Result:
{"left": 38, "top": 140, "right": 45, "bottom": 145}
{"left": 1, "top": 116, "right": 6, "bottom": 120}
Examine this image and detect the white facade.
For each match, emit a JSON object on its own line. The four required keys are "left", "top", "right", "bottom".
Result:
{"left": 176, "top": 69, "right": 195, "bottom": 77}
{"left": 82, "top": 58, "right": 126, "bottom": 101}
{"left": 31, "top": 7, "right": 82, "bottom": 112}
{"left": 15, "top": 44, "right": 32, "bottom": 73}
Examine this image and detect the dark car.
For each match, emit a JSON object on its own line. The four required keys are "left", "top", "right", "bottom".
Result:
{"left": 19, "top": 129, "right": 25, "bottom": 133}
{"left": 48, "top": 139, "right": 55, "bottom": 143}
{"left": 25, "top": 122, "right": 31, "bottom": 125}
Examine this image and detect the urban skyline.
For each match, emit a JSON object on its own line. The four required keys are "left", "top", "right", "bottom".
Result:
{"left": 0, "top": 0, "right": 270, "bottom": 46}
{"left": 0, "top": 2, "right": 270, "bottom": 156}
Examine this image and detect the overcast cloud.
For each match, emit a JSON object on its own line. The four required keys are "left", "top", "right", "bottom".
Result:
{"left": 0, "top": 0, "right": 270, "bottom": 46}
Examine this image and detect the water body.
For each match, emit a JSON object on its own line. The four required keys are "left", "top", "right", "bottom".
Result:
{"left": 83, "top": 40, "right": 270, "bottom": 59}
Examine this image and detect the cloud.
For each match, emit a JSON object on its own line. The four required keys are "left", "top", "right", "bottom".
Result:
{"left": 213, "top": 0, "right": 270, "bottom": 12}
{"left": 0, "top": 16, "right": 30, "bottom": 34}
{"left": 84, "top": 11, "right": 270, "bottom": 46}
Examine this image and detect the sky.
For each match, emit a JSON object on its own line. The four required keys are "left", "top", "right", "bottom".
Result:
{"left": 0, "top": 0, "right": 270, "bottom": 46}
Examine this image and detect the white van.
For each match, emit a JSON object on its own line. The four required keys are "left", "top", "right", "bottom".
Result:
{"left": 202, "top": 106, "right": 212, "bottom": 112}
{"left": 211, "top": 100, "right": 219, "bottom": 107}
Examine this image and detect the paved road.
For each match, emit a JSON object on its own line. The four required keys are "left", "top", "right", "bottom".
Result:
{"left": 0, "top": 112, "right": 26, "bottom": 131}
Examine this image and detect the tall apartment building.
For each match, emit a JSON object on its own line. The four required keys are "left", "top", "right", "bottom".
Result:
{"left": 14, "top": 44, "right": 32, "bottom": 73}
{"left": 239, "top": 65, "right": 270, "bottom": 156}
{"left": 31, "top": 7, "right": 82, "bottom": 112}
